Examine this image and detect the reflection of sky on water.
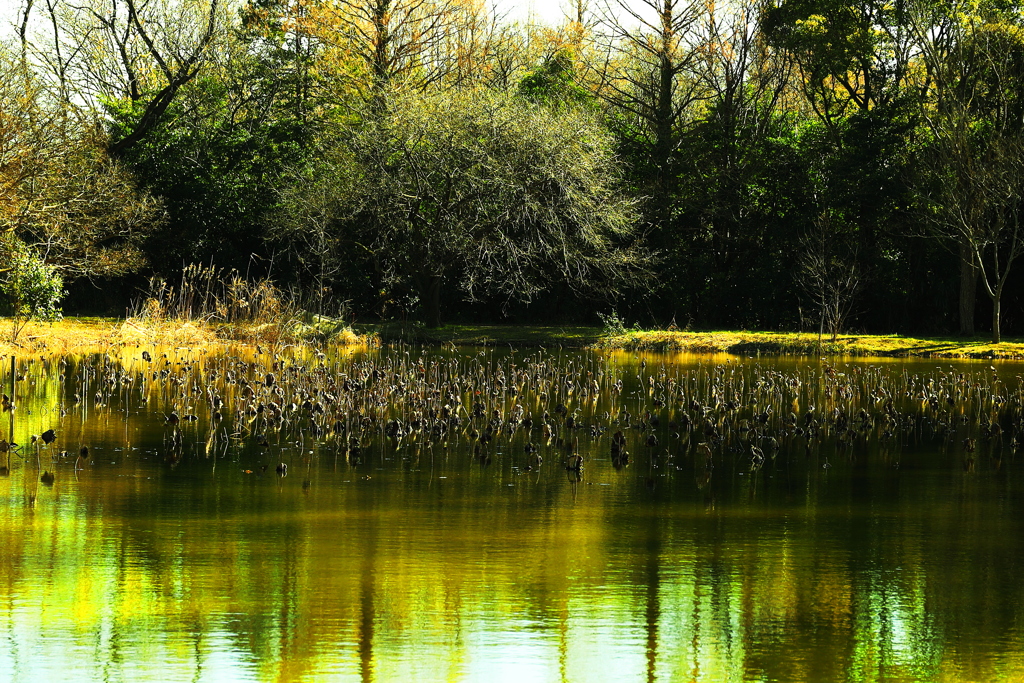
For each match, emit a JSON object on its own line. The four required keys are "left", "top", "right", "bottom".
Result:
{"left": 1, "top": 349, "right": 1024, "bottom": 681}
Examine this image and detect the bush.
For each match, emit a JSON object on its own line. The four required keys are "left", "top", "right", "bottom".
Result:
{"left": 598, "top": 310, "right": 628, "bottom": 336}
{"left": 1, "top": 246, "right": 64, "bottom": 341}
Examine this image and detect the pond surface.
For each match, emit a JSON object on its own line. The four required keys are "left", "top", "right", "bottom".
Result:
{"left": 0, "top": 347, "right": 1022, "bottom": 682}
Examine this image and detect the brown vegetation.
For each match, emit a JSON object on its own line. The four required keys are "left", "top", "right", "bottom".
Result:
{"left": 0, "top": 266, "right": 369, "bottom": 353}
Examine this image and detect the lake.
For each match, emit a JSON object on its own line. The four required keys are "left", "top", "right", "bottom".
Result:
{"left": 0, "top": 347, "right": 1022, "bottom": 682}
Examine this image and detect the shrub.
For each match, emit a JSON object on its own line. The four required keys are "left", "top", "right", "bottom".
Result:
{"left": 0, "top": 245, "right": 64, "bottom": 342}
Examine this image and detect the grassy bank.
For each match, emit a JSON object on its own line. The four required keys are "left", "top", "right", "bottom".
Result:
{"left": 0, "top": 316, "right": 370, "bottom": 354}
{"left": 593, "top": 330, "right": 1024, "bottom": 359}
{"left": 4, "top": 319, "right": 1024, "bottom": 359}
{"left": 361, "top": 323, "right": 1024, "bottom": 358}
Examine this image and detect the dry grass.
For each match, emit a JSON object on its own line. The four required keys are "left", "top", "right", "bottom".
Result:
{"left": 0, "top": 317, "right": 121, "bottom": 354}
{"left": 116, "top": 318, "right": 219, "bottom": 346}
{"left": 128, "top": 264, "right": 301, "bottom": 345}
{"left": 0, "top": 315, "right": 374, "bottom": 355}
{"left": 125, "top": 264, "right": 369, "bottom": 348}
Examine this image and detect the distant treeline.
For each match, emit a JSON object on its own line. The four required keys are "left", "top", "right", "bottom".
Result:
{"left": 3, "top": 0, "right": 1024, "bottom": 339}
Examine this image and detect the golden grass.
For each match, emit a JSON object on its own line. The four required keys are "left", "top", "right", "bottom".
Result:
{"left": 4, "top": 319, "right": 1021, "bottom": 360}
{"left": 0, "top": 316, "right": 373, "bottom": 354}
{"left": 0, "top": 317, "right": 120, "bottom": 354}
{"left": 594, "top": 330, "right": 1024, "bottom": 359}
{"left": 119, "top": 264, "right": 373, "bottom": 349}
{"left": 116, "top": 318, "right": 219, "bottom": 346}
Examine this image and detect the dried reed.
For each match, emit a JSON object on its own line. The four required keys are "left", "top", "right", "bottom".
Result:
{"left": 125, "top": 264, "right": 360, "bottom": 347}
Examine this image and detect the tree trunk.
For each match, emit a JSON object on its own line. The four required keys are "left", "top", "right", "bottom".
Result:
{"left": 420, "top": 275, "right": 443, "bottom": 328}
{"left": 959, "top": 240, "right": 977, "bottom": 335}
{"left": 992, "top": 292, "right": 1001, "bottom": 344}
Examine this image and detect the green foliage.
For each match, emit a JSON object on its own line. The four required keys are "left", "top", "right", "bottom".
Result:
{"left": 105, "top": 69, "right": 313, "bottom": 276}
{"left": 0, "top": 240, "right": 65, "bottom": 340}
{"left": 278, "top": 88, "right": 647, "bottom": 327}
{"left": 762, "top": 0, "right": 879, "bottom": 77}
{"left": 518, "top": 50, "right": 593, "bottom": 107}
{"left": 597, "top": 310, "right": 628, "bottom": 337}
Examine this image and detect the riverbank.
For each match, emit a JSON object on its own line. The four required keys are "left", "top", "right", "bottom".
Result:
{"left": 0, "top": 316, "right": 368, "bottom": 354}
{"left": 3, "top": 319, "right": 1023, "bottom": 359}
{"left": 354, "top": 322, "right": 605, "bottom": 348}
{"left": 362, "top": 324, "right": 1024, "bottom": 358}
{"left": 593, "top": 329, "right": 1024, "bottom": 359}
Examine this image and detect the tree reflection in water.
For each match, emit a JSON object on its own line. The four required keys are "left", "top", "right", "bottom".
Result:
{"left": 0, "top": 348, "right": 1021, "bottom": 682}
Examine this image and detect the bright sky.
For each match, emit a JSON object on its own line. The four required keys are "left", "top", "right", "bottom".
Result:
{"left": 0, "top": 0, "right": 608, "bottom": 38}
{"left": 0, "top": 0, "right": 655, "bottom": 49}
{"left": 501, "top": 0, "right": 577, "bottom": 26}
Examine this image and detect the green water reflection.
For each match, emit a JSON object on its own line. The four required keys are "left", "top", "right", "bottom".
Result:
{"left": 0, "top": 350, "right": 1022, "bottom": 682}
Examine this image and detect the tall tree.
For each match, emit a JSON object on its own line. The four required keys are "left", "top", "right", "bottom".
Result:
{"left": 683, "top": 0, "right": 793, "bottom": 286}
{"left": 760, "top": 0, "right": 922, "bottom": 332}
{"left": 596, "top": 0, "right": 706, "bottom": 210}
{"left": 18, "top": 0, "right": 224, "bottom": 155}
{"left": 275, "top": 89, "right": 646, "bottom": 326}
{"left": 314, "top": 0, "right": 459, "bottom": 101}
{"left": 913, "top": 10, "right": 1024, "bottom": 342}
{"left": 762, "top": 0, "right": 916, "bottom": 127}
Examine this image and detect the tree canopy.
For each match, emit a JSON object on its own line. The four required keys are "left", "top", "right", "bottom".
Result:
{"left": 277, "top": 89, "right": 644, "bottom": 327}
{"left": 3, "top": 0, "right": 1024, "bottom": 336}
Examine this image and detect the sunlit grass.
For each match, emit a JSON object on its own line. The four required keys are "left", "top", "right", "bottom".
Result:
{"left": 123, "top": 264, "right": 371, "bottom": 349}
{"left": 4, "top": 319, "right": 1023, "bottom": 359}
{"left": 0, "top": 316, "right": 373, "bottom": 354}
{"left": 595, "top": 330, "right": 1024, "bottom": 359}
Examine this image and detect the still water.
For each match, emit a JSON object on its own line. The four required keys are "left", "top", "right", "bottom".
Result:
{"left": 0, "top": 347, "right": 1022, "bottom": 682}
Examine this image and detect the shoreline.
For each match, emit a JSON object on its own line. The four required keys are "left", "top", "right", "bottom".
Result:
{"left": 591, "top": 330, "right": 1024, "bottom": 360}
{"left": 2, "top": 318, "right": 1023, "bottom": 359}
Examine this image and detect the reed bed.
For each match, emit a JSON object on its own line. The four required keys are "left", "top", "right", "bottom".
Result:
{"left": 125, "top": 264, "right": 364, "bottom": 347}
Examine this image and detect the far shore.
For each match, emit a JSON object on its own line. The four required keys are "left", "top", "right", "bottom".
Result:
{"left": 1, "top": 318, "right": 1022, "bottom": 360}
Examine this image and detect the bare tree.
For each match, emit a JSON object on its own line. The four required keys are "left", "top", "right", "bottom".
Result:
{"left": 596, "top": 0, "right": 706, "bottom": 174}
{"left": 481, "top": 21, "right": 535, "bottom": 91}
{"left": 0, "top": 47, "right": 163, "bottom": 282}
{"left": 799, "top": 211, "right": 861, "bottom": 343}
{"left": 908, "top": 0, "right": 980, "bottom": 334}
{"left": 911, "top": 9, "right": 1024, "bottom": 342}
{"left": 17, "top": 0, "right": 223, "bottom": 155}
{"left": 696, "top": 0, "right": 790, "bottom": 139}
{"left": 920, "top": 127, "right": 1024, "bottom": 344}
{"left": 317, "top": 0, "right": 460, "bottom": 100}
{"left": 563, "top": 0, "right": 598, "bottom": 29}
{"left": 686, "top": 0, "right": 792, "bottom": 264}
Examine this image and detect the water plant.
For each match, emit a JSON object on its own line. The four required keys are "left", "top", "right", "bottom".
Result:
{"left": 13, "top": 346, "right": 1019, "bottom": 488}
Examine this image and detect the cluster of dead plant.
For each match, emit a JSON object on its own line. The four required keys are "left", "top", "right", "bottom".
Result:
{"left": 122, "top": 264, "right": 361, "bottom": 347}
